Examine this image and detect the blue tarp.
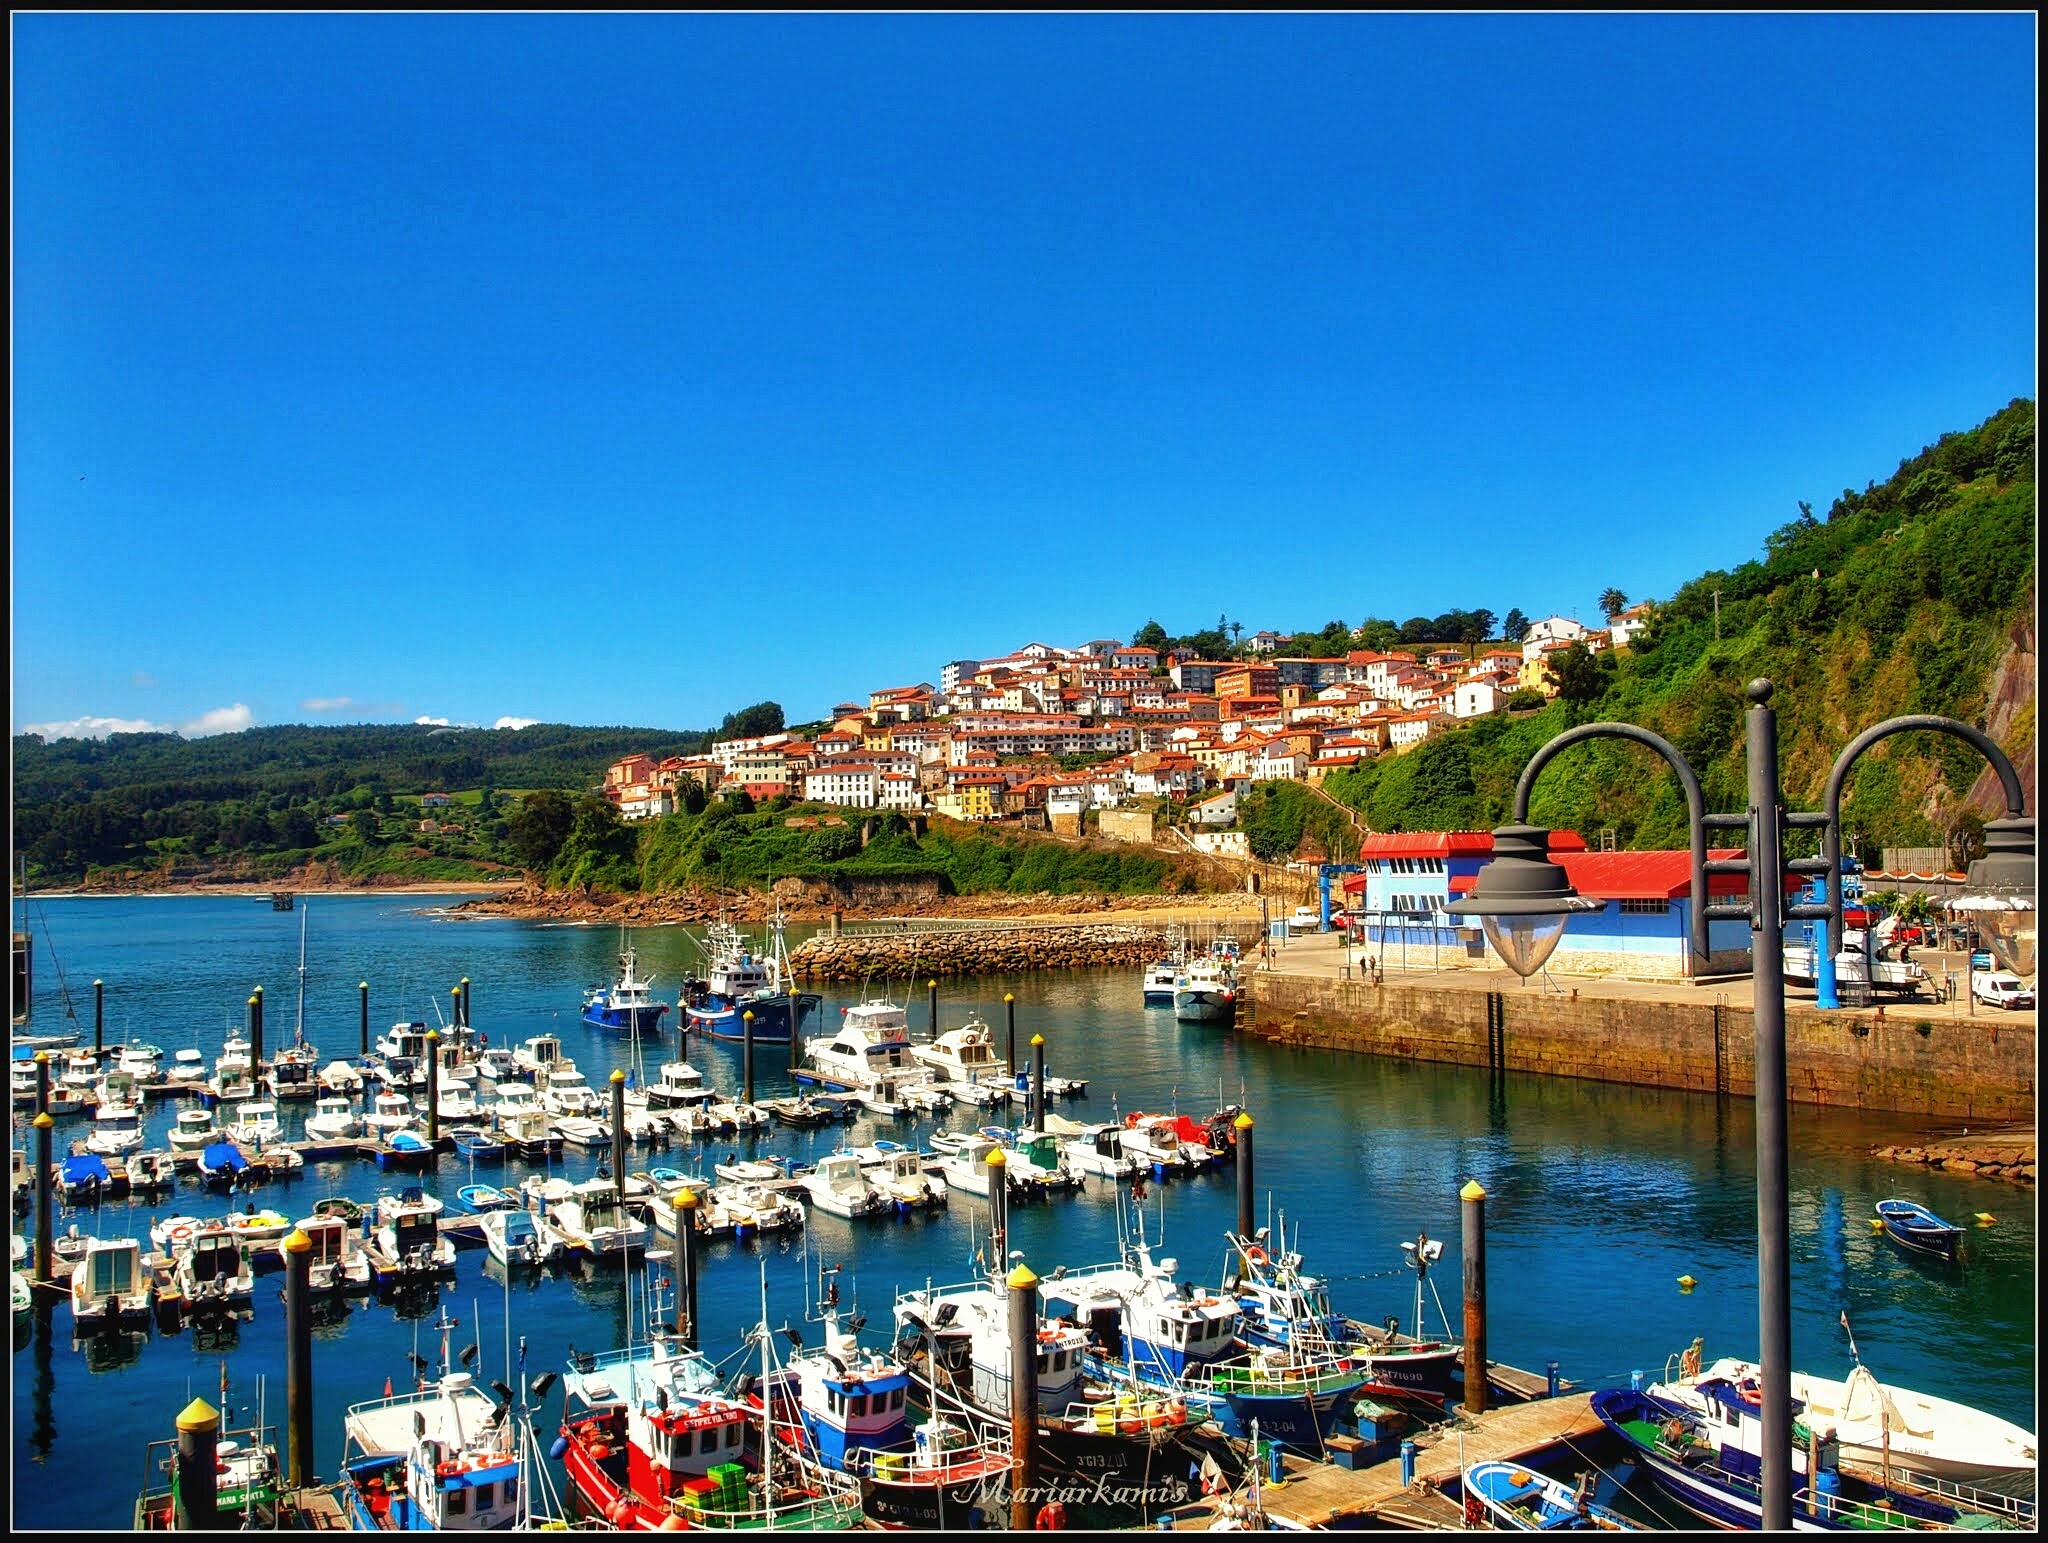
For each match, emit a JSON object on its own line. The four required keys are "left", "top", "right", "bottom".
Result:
{"left": 200, "top": 1141, "right": 248, "bottom": 1172}
{"left": 60, "top": 1153, "right": 111, "bottom": 1185}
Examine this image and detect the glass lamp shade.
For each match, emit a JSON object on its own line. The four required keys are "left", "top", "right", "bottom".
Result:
{"left": 1957, "top": 815, "right": 2036, "bottom": 976}
{"left": 1480, "top": 913, "right": 1571, "bottom": 979}
{"left": 1971, "top": 900, "right": 2036, "bottom": 978}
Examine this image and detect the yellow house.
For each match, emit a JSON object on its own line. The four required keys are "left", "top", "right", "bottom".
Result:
{"left": 933, "top": 784, "right": 1000, "bottom": 821}
{"left": 1520, "top": 646, "right": 1565, "bottom": 697}
{"left": 862, "top": 725, "right": 895, "bottom": 752}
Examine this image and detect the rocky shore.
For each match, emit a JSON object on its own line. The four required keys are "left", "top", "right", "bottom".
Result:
{"left": 1870, "top": 1130, "right": 2035, "bottom": 1187}
{"left": 788, "top": 919, "right": 1262, "bottom": 981}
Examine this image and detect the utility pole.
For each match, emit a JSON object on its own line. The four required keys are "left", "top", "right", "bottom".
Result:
{"left": 1712, "top": 589, "right": 1722, "bottom": 641}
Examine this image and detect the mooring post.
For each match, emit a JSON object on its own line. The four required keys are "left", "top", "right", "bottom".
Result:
{"left": 1236, "top": 1111, "right": 1256, "bottom": 1240}
{"left": 174, "top": 1397, "right": 222, "bottom": 1530}
{"left": 1547, "top": 1359, "right": 1561, "bottom": 1399}
{"left": 1004, "top": 994, "right": 1017, "bottom": 1086}
{"left": 1400, "top": 1437, "right": 1416, "bottom": 1487}
{"left": 358, "top": 981, "right": 370, "bottom": 1058}
{"left": 94, "top": 979, "right": 104, "bottom": 1058}
{"left": 741, "top": 1011, "right": 755, "bottom": 1106}
{"left": 425, "top": 1029, "right": 441, "bottom": 1146}
{"left": 610, "top": 1070, "right": 627, "bottom": 1205}
{"left": 927, "top": 978, "right": 938, "bottom": 1038}
{"left": 250, "top": 986, "right": 265, "bottom": 1076}
{"left": 986, "top": 1146, "right": 1008, "bottom": 1266}
{"left": 787, "top": 986, "right": 802, "bottom": 1073}
{"left": 1008, "top": 1261, "right": 1040, "bottom": 1532}
{"left": 1030, "top": 1034, "right": 1046, "bottom": 1133}
{"left": 283, "top": 1226, "right": 314, "bottom": 1489}
{"left": 674, "top": 1189, "right": 699, "bottom": 1348}
{"left": 460, "top": 976, "right": 472, "bottom": 1036}
{"left": 1462, "top": 1177, "right": 1489, "bottom": 1414}
{"left": 33, "top": 1103, "right": 54, "bottom": 1287}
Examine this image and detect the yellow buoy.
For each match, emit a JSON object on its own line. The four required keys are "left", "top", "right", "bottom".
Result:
{"left": 1974, "top": 1213, "right": 1996, "bottom": 1225}
{"left": 1677, "top": 1275, "right": 1697, "bottom": 1290}
{"left": 1869, "top": 1218, "right": 1889, "bottom": 1232}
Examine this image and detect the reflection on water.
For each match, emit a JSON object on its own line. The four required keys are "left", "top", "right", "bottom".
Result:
{"left": 9, "top": 897, "right": 2036, "bottom": 1528}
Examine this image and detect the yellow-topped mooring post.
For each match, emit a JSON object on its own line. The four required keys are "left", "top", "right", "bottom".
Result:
{"left": 175, "top": 1396, "right": 222, "bottom": 1530}
{"left": 928, "top": 978, "right": 939, "bottom": 1038}
{"left": 33, "top": 1101, "right": 55, "bottom": 1286}
{"left": 358, "top": 981, "right": 370, "bottom": 1058}
{"left": 1007, "top": 1261, "right": 1041, "bottom": 1532}
{"left": 741, "top": 1010, "right": 755, "bottom": 1105}
{"left": 1462, "top": 1178, "right": 1488, "bottom": 1414}
{"left": 1030, "top": 1033, "right": 1046, "bottom": 1133}
{"left": 425, "top": 1028, "right": 441, "bottom": 1146}
{"left": 282, "top": 1227, "right": 315, "bottom": 1488}
{"left": 985, "top": 1144, "right": 1009, "bottom": 1266}
{"left": 674, "top": 1189, "right": 700, "bottom": 1347}
{"left": 1003, "top": 994, "right": 1017, "bottom": 1082}
{"left": 1236, "top": 1111, "right": 1256, "bottom": 1241}
{"left": 610, "top": 1069, "right": 627, "bottom": 1205}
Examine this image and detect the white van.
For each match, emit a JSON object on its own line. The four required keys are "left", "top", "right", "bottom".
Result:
{"left": 1971, "top": 972, "right": 2035, "bottom": 1011}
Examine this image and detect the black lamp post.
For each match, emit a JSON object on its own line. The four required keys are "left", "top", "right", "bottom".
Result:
{"left": 1447, "top": 679, "right": 2033, "bottom": 1530}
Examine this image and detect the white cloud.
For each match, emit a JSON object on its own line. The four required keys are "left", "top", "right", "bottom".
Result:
{"left": 130, "top": 671, "right": 158, "bottom": 688}
{"left": 414, "top": 715, "right": 452, "bottom": 726}
{"left": 493, "top": 716, "right": 540, "bottom": 730}
{"left": 21, "top": 714, "right": 171, "bottom": 741}
{"left": 180, "top": 703, "right": 256, "bottom": 737}
{"left": 301, "top": 695, "right": 358, "bottom": 713}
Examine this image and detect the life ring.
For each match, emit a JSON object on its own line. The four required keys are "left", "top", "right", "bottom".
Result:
{"left": 167, "top": 1223, "right": 196, "bottom": 1247}
{"left": 1739, "top": 1385, "right": 1763, "bottom": 1407}
{"left": 437, "top": 1461, "right": 461, "bottom": 1479}
{"left": 1034, "top": 1501, "right": 1068, "bottom": 1530}
{"left": 1244, "top": 1245, "right": 1267, "bottom": 1264}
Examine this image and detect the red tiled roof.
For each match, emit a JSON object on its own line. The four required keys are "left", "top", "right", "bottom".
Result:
{"left": 1556, "top": 848, "right": 1802, "bottom": 900}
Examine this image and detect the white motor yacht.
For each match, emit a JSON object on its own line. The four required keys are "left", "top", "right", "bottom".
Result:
{"left": 362, "top": 1091, "right": 417, "bottom": 1136}
{"left": 227, "top": 1102, "right": 283, "bottom": 1147}
{"left": 168, "top": 1106, "right": 222, "bottom": 1152}
{"left": 908, "top": 1017, "right": 1011, "bottom": 1094}
{"left": 645, "top": 1061, "right": 707, "bottom": 1108}
{"left": 167, "top": 1048, "right": 208, "bottom": 1085}
{"left": 800, "top": 1151, "right": 889, "bottom": 1219}
{"left": 305, "top": 1095, "right": 361, "bottom": 1141}
{"left": 318, "top": 1059, "right": 365, "bottom": 1094}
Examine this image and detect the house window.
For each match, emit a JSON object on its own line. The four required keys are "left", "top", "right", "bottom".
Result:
{"left": 1620, "top": 899, "right": 1670, "bottom": 915}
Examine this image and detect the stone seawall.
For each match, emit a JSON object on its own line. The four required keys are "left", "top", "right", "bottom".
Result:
{"left": 1242, "top": 972, "right": 2035, "bottom": 1121}
{"left": 789, "top": 923, "right": 1254, "bottom": 982}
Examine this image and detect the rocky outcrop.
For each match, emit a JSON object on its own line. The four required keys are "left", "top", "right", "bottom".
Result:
{"left": 1870, "top": 1135, "right": 2035, "bottom": 1187}
{"left": 789, "top": 922, "right": 1260, "bottom": 981}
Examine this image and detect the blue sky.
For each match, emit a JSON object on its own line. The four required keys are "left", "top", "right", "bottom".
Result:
{"left": 13, "top": 14, "right": 2036, "bottom": 739}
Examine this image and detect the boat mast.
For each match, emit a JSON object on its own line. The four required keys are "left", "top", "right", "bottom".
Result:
{"left": 757, "top": 1257, "right": 774, "bottom": 1513}
{"left": 295, "top": 904, "right": 308, "bottom": 1048}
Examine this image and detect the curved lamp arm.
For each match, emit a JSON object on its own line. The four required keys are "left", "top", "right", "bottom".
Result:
{"left": 1513, "top": 722, "right": 1710, "bottom": 962}
{"left": 1820, "top": 716, "right": 2030, "bottom": 945}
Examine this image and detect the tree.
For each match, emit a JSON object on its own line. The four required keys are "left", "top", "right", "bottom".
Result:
{"left": 1397, "top": 617, "right": 1434, "bottom": 644}
{"left": 1229, "top": 621, "right": 1243, "bottom": 647}
{"left": 1459, "top": 608, "right": 1496, "bottom": 646}
{"left": 1354, "top": 617, "right": 1401, "bottom": 652}
{"left": 1598, "top": 588, "right": 1629, "bottom": 621}
{"left": 715, "top": 701, "right": 785, "bottom": 743}
{"left": 1545, "top": 641, "right": 1608, "bottom": 707}
{"left": 1133, "top": 619, "right": 1169, "bottom": 650}
{"left": 507, "top": 789, "right": 575, "bottom": 871}
{"left": 1501, "top": 608, "right": 1530, "bottom": 643}
{"left": 350, "top": 809, "right": 381, "bottom": 845}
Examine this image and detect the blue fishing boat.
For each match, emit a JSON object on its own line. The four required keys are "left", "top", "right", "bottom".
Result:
{"left": 1876, "top": 1198, "right": 1964, "bottom": 1261}
{"left": 1592, "top": 1383, "right": 2020, "bottom": 1530}
{"left": 371, "top": 1129, "right": 434, "bottom": 1173}
{"left": 58, "top": 1152, "right": 112, "bottom": 1204}
{"left": 197, "top": 1141, "right": 247, "bottom": 1190}
{"left": 579, "top": 938, "right": 670, "bottom": 1035}
{"left": 453, "top": 1126, "right": 506, "bottom": 1163}
{"left": 682, "top": 915, "right": 823, "bottom": 1044}
{"left": 457, "top": 1183, "right": 517, "bottom": 1215}
{"left": 1461, "top": 1460, "right": 1637, "bottom": 1530}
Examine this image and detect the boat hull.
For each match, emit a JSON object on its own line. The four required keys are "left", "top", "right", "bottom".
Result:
{"left": 690, "top": 992, "right": 822, "bottom": 1043}
{"left": 580, "top": 1003, "right": 670, "bottom": 1035}
{"left": 1172, "top": 992, "right": 1236, "bottom": 1025}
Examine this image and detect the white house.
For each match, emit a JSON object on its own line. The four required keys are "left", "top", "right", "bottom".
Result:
{"left": 802, "top": 763, "right": 879, "bottom": 809}
{"left": 1610, "top": 603, "right": 1652, "bottom": 649}
{"left": 1190, "top": 789, "right": 1238, "bottom": 826}
{"left": 1521, "top": 616, "right": 1587, "bottom": 657}
{"left": 1045, "top": 778, "right": 1093, "bottom": 819}
{"left": 1450, "top": 681, "right": 1499, "bottom": 720}
{"left": 1253, "top": 743, "right": 1309, "bottom": 782}
{"left": 1386, "top": 713, "right": 1435, "bottom": 752}
{"left": 877, "top": 773, "right": 924, "bottom": 811}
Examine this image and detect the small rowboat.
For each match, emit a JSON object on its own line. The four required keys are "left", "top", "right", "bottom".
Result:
{"left": 313, "top": 1196, "right": 364, "bottom": 1224}
{"left": 1461, "top": 1460, "right": 1638, "bottom": 1531}
{"left": 1875, "top": 1198, "right": 1964, "bottom": 1261}
{"left": 457, "top": 1183, "right": 517, "bottom": 1214}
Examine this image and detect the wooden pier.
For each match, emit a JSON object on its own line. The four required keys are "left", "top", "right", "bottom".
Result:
{"left": 1169, "top": 1391, "right": 1610, "bottom": 1529}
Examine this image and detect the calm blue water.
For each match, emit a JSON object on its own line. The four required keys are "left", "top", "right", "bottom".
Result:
{"left": 11, "top": 896, "right": 2036, "bottom": 1528}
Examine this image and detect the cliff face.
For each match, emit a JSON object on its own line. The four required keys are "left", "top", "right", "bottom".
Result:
{"left": 1967, "top": 604, "right": 2038, "bottom": 817}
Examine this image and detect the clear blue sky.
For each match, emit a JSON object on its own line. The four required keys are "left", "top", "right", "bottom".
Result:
{"left": 14, "top": 14, "right": 2036, "bottom": 739}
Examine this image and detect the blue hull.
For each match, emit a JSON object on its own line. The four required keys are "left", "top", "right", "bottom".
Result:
{"left": 580, "top": 1003, "right": 669, "bottom": 1034}
{"left": 1213, "top": 1383, "right": 1360, "bottom": 1447}
{"left": 689, "top": 992, "right": 821, "bottom": 1043}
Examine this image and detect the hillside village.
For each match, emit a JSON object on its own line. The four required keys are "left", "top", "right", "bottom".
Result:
{"left": 599, "top": 610, "right": 1649, "bottom": 849}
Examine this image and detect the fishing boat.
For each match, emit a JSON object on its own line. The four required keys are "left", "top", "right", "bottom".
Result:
{"left": 167, "top": 1047, "right": 208, "bottom": 1086}
{"left": 1592, "top": 1383, "right": 2026, "bottom": 1531}
{"left": 1142, "top": 933, "right": 1186, "bottom": 1005}
{"left": 937, "top": 1136, "right": 1005, "bottom": 1198}
{"left": 266, "top": 1045, "right": 320, "bottom": 1102}
{"left": 1654, "top": 1342, "right": 2037, "bottom": 1490}
{"left": 132, "top": 1412, "right": 285, "bottom": 1528}
{"left": 1172, "top": 956, "right": 1237, "bottom": 1026}
{"left": 378, "top": 1185, "right": 446, "bottom": 1227}
{"left": 209, "top": 1039, "right": 257, "bottom": 1104}
{"left": 759, "top": 1281, "right": 1011, "bottom": 1529}
{"left": 761, "top": 1095, "right": 838, "bottom": 1129}
{"left": 258, "top": 1146, "right": 303, "bottom": 1179}
{"left": 86, "top": 1082, "right": 145, "bottom": 1156}
{"left": 481, "top": 1206, "right": 560, "bottom": 1268}
{"left": 435, "top": 1083, "right": 485, "bottom": 1122}
{"left": 495, "top": 1106, "right": 564, "bottom": 1162}
{"left": 58, "top": 1151, "right": 113, "bottom": 1203}
{"left": 539, "top": 1063, "right": 601, "bottom": 1119}
{"left": 174, "top": 1223, "right": 256, "bottom": 1316}
{"left": 706, "top": 1182, "right": 806, "bottom": 1238}
{"left": 645, "top": 1060, "right": 708, "bottom": 1108}
{"left": 371, "top": 1022, "right": 432, "bottom": 1088}
{"left": 512, "top": 1033, "right": 566, "bottom": 1079}
{"left": 363, "top": 1090, "right": 418, "bottom": 1137}
{"left": 453, "top": 1126, "right": 507, "bottom": 1163}
{"left": 289, "top": 1212, "right": 373, "bottom": 1294}
{"left": 198, "top": 1141, "right": 249, "bottom": 1190}
{"left": 374, "top": 1191, "right": 455, "bottom": 1283}
{"left": 339, "top": 1307, "right": 541, "bottom": 1529}
{"left": 69, "top": 1235, "right": 152, "bottom": 1328}
{"left": 225, "top": 1101, "right": 283, "bottom": 1147}
{"left": 552, "top": 1115, "right": 609, "bottom": 1150}
{"left": 1118, "top": 1113, "right": 1205, "bottom": 1176}
{"left": 1064, "top": 1122, "right": 1143, "bottom": 1179}
{"left": 1876, "top": 1199, "right": 1965, "bottom": 1261}
{"left": 168, "top": 1106, "right": 220, "bottom": 1153}
{"left": 1002, "top": 1130, "right": 1083, "bottom": 1193}
{"left": 458, "top": 1183, "right": 519, "bottom": 1215}
{"left": 581, "top": 936, "right": 672, "bottom": 1035}
{"left": 305, "top": 1094, "right": 361, "bottom": 1141}
{"left": 801, "top": 1151, "right": 890, "bottom": 1220}
{"left": 1461, "top": 1460, "right": 1637, "bottom": 1530}
{"left": 117, "top": 1044, "right": 166, "bottom": 1084}
{"left": 684, "top": 912, "right": 826, "bottom": 1045}
{"left": 128, "top": 1148, "right": 176, "bottom": 1193}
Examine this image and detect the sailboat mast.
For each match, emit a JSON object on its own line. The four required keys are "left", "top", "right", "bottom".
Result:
{"left": 758, "top": 1259, "right": 774, "bottom": 1511}
{"left": 295, "top": 904, "right": 308, "bottom": 1047}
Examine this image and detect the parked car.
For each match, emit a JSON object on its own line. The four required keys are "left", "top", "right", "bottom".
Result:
{"left": 1971, "top": 972, "right": 2035, "bottom": 1011}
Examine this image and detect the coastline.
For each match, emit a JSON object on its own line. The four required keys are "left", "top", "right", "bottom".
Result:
{"left": 26, "top": 880, "right": 524, "bottom": 899}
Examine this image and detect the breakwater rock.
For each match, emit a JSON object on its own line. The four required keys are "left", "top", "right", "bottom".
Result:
{"left": 789, "top": 922, "right": 1257, "bottom": 981}
{"left": 1870, "top": 1135, "right": 2035, "bottom": 1187}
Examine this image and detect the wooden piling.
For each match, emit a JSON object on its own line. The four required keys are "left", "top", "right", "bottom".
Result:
{"left": 611, "top": 1070, "right": 627, "bottom": 1205}
{"left": 1008, "top": 1262, "right": 1040, "bottom": 1531}
{"left": 174, "top": 1397, "right": 222, "bottom": 1530}
{"left": 1236, "top": 1111, "right": 1255, "bottom": 1241}
{"left": 94, "top": 979, "right": 104, "bottom": 1058}
{"left": 283, "top": 1227, "right": 314, "bottom": 1488}
{"left": 1462, "top": 1178, "right": 1489, "bottom": 1415}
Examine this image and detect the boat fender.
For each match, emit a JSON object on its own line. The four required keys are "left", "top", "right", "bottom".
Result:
{"left": 1463, "top": 1492, "right": 1484, "bottom": 1527}
{"left": 1034, "top": 1501, "right": 1067, "bottom": 1529}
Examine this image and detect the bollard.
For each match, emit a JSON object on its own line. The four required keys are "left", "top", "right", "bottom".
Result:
{"left": 1547, "top": 1360, "right": 1560, "bottom": 1399}
{"left": 425, "top": 1030, "right": 441, "bottom": 1146}
{"left": 358, "top": 981, "right": 370, "bottom": 1058}
{"left": 1630, "top": 1369, "right": 1644, "bottom": 1392}
{"left": 610, "top": 1069, "right": 627, "bottom": 1201}
{"left": 1007, "top": 1262, "right": 1040, "bottom": 1532}
{"left": 1030, "top": 1034, "right": 1046, "bottom": 1133}
{"left": 1399, "top": 1438, "right": 1416, "bottom": 1488}
{"left": 674, "top": 1190, "right": 700, "bottom": 1348}
{"left": 1235, "top": 1112, "right": 1256, "bottom": 1241}
{"left": 283, "top": 1227, "right": 315, "bottom": 1489}
{"left": 175, "top": 1397, "right": 223, "bottom": 1530}
{"left": 1270, "top": 1439, "right": 1284, "bottom": 1484}
{"left": 1462, "top": 1178, "right": 1489, "bottom": 1414}
{"left": 1004, "top": 994, "right": 1017, "bottom": 1084}
{"left": 986, "top": 1146, "right": 1009, "bottom": 1266}
{"left": 251, "top": 985, "right": 265, "bottom": 1075}
{"left": 33, "top": 1107, "right": 55, "bottom": 1287}
{"left": 927, "top": 979, "right": 939, "bottom": 1039}
{"left": 94, "top": 979, "right": 104, "bottom": 1058}
{"left": 741, "top": 1011, "right": 755, "bottom": 1106}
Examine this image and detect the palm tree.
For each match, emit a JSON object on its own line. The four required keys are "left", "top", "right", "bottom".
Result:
{"left": 1598, "top": 587, "right": 1629, "bottom": 621}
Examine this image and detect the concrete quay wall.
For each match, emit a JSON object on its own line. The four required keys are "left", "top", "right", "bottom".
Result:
{"left": 1241, "top": 972, "right": 2035, "bottom": 1121}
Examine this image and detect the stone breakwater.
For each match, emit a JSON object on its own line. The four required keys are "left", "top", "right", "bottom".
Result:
{"left": 1870, "top": 1134, "right": 2035, "bottom": 1187}
{"left": 789, "top": 922, "right": 1256, "bottom": 982}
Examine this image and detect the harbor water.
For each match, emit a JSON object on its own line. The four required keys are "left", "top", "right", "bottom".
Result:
{"left": 10, "top": 895, "right": 2037, "bottom": 1529}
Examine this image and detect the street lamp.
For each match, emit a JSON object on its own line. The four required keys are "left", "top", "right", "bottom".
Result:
{"left": 1950, "top": 817, "right": 2037, "bottom": 977}
{"left": 1447, "top": 680, "right": 2034, "bottom": 1530}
